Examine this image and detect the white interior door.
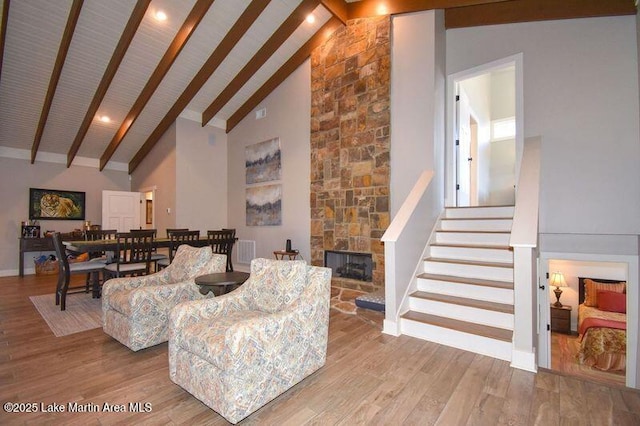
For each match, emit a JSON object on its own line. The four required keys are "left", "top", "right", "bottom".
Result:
{"left": 456, "top": 89, "right": 472, "bottom": 206}
{"left": 102, "top": 190, "right": 141, "bottom": 231}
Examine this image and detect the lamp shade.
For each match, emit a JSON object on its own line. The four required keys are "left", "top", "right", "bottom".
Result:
{"left": 550, "top": 272, "right": 567, "bottom": 288}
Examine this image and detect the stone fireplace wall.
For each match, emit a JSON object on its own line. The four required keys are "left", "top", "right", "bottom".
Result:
{"left": 310, "top": 16, "right": 391, "bottom": 292}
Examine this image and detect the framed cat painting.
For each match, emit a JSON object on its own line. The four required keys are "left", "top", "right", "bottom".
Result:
{"left": 29, "top": 188, "right": 85, "bottom": 220}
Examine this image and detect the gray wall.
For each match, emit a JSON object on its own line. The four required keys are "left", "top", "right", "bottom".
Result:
{"left": 131, "top": 122, "right": 177, "bottom": 236}
{"left": 1, "top": 157, "right": 129, "bottom": 275}
{"left": 227, "top": 60, "right": 311, "bottom": 267}
{"left": 447, "top": 16, "right": 640, "bottom": 236}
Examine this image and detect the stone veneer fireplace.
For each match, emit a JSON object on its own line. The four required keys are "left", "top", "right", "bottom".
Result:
{"left": 310, "top": 16, "right": 390, "bottom": 293}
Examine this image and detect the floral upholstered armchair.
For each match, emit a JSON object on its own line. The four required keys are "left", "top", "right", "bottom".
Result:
{"left": 102, "top": 244, "right": 226, "bottom": 351}
{"left": 168, "top": 258, "right": 331, "bottom": 424}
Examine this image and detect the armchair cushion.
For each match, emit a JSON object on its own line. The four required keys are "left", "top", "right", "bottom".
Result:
{"left": 243, "top": 259, "right": 307, "bottom": 313}
{"left": 102, "top": 245, "right": 226, "bottom": 351}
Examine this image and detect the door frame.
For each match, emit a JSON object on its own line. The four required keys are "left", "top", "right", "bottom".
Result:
{"left": 445, "top": 53, "right": 524, "bottom": 207}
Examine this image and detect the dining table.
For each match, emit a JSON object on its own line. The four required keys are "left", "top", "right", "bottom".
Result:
{"left": 63, "top": 235, "right": 212, "bottom": 253}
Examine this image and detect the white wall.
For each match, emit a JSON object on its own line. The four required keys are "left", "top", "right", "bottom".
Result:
{"left": 175, "top": 117, "right": 228, "bottom": 233}
{"left": 390, "top": 10, "right": 445, "bottom": 218}
{"left": 447, "top": 16, "right": 640, "bottom": 236}
{"left": 226, "top": 60, "right": 311, "bottom": 267}
{"left": 384, "top": 10, "right": 445, "bottom": 331}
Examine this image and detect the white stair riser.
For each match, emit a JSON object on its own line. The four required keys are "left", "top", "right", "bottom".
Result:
{"left": 400, "top": 319, "right": 512, "bottom": 361}
{"left": 408, "top": 298, "right": 514, "bottom": 330}
{"left": 423, "top": 261, "right": 513, "bottom": 282}
{"left": 417, "top": 278, "right": 513, "bottom": 304}
{"left": 429, "top": 246, "right": 513, "bottom": 263}
{"left": 435, "top": 232, "right": 510, "bottom": 247}
{"left": 440, "top": 219, "right": 513, "bottom": 232}
{"left": 445, "top": 206, "right": 514, "bottom": 219}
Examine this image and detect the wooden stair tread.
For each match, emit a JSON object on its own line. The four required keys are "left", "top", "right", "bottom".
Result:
{"left": 402, "top": 311, "right": 513, "bottom": 342}
{"left": 417, "top": 273, "right": 513, "bottom": 289}
{"left": 430, "top": 243, "right": 512, "bottom": 251}
{"left": 424, "top": 257, "right": 513, "bottom": 268}
{"left": 411, "top": 291, "right": 514, "bottom": 314}
{"left": 446, "top": 205, "right": 514, "bottom": 209}
{"left": 436, "top": 230, "right": 510, "bottom": 234}
{"left": 440, "top": 217, "right": 513, "bottom": 221}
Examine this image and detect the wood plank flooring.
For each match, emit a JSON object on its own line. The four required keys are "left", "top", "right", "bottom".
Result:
{"left": 1, "top": 274, "right": 640, "bottom": 425}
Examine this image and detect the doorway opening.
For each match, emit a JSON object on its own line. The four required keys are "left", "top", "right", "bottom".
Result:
{"left": 538, "top": 254, "right": 637, "bottom": 389}
{"left": 446, "top": 54, "right": 522, "bottom": 207}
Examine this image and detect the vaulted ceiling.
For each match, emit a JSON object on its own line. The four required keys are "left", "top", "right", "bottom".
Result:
{"left": 0, "top": 0, "right": 635, "bottom": 173}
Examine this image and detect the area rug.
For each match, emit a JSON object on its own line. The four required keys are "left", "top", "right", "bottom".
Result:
{"left": 29, "top": 293, "right": 102, "bottom": 337}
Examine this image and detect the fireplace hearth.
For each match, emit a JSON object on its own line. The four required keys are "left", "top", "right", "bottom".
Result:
{"left": 324, "top": 250, "right": 373, "bottom": 282}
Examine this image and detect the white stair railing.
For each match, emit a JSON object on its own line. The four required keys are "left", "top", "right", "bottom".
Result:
{"left": 509, "top": 136, "right": 541, "bottom": 372}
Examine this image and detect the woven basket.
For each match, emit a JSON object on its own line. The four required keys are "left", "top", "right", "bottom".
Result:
{"left": 35, "top": 260, "right": 59, "bottom": 275}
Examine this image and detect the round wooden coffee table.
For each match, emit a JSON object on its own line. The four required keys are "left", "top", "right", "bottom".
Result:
{"left": 195, "top": 271, "right": 250, "bottom": 296}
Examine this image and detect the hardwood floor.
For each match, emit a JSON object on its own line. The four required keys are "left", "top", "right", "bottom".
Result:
{"left": 1, "top": 274, "right": 640, "bottom": 425}
{"left": 551, "top": 331, "right": 626, "bottom": 387}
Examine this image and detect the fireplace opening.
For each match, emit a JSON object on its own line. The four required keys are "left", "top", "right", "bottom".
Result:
{"left": 324, "top": 250, "right": 373, "bottom": 282}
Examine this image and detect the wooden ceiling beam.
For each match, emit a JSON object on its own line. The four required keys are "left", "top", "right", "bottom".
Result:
{"left": 201, "top": 0, "right": 321, "bottom": 126}
{"left": 346, "top": 0, "right": 511, "bottom": 19}
{"left": 445, "top": 0, "right": 637, "bottom": 29}
{"left": 66, "top": 0, "right": 151, "bottom": 168}
{"left": 128, "top": 0, "right": 270, "bottom": 174}
{"left": 320, "top": 0, "right": 347, "bottom": 24}
{"left": 226, "top": 17, "right": 343, "bottom": 133}
{"left": 0, "top": 0, "right": 10, "bottom": 84}
{"left": 99, "top": 0, "right": 215, "bottom": 171}
{"left": 30, "top": 0, "right": 83, "bottom": 164}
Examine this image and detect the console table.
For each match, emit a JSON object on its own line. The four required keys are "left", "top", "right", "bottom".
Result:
{"left": 19, "top": 237, "right": 55, "bottom": 277}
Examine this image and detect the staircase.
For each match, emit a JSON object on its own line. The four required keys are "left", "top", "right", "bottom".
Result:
{"left": 400, "top": 205, "right": 515, "bottom": 361}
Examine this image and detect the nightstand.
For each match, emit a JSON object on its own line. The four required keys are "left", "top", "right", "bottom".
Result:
{"left": 550, "top": 305, "right": 572, "bottom": 334}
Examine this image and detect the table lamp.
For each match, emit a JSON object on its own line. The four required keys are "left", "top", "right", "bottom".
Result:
{"left": 550, "top": 271, "right": 567, "bottom": 307}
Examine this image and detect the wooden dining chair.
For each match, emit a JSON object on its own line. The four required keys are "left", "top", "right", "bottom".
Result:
{"left": 130, "top": 228, "right": 166, "bottom": 271}
{"left": 83, "top": 229, "right": 117, "bottom": 291}
{"left": 52, "top": 232, "right": 105, "bottom": 311}
{"left": 157, "top": 230, "right": 200, "bottom": 269}
{"left": 207, "top": 229, "right": 236, "bottom": 272}
{"left": 104, "top": 231, "right": 154, "bottom": 279}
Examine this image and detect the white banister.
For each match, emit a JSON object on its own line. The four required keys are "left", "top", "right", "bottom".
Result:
{"left": 381, "top": 170, "right": 436, "bottom": 335}
{"left": 509, "top": 136, "right": 541, "bottom": 372}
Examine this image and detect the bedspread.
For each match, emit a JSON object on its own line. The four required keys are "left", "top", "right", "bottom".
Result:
{"left": 577, "top": 304, "right": 626, "bottom": 371}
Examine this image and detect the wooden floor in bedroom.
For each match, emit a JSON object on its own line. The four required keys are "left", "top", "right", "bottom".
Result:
{"left": 551, "top": 331, "right": 626, "bottom": 387}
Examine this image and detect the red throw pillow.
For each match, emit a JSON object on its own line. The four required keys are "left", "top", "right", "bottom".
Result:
{"left": 597, "top": 290, "right": 626, "bottom": 313}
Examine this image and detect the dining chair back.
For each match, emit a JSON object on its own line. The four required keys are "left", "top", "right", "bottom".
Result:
{"left": 84, "top": 229, "right": 117, "bottom": 260}
{"left": 52, "top": 232, "right": 105, "bottom": 311}
{"left": 130, "top": 228, "right": 167, "bottom": 271}
{"left": 104, "top": 230, "right": 154, "bottom": 278}
{"left": 207, "top": 229, "right": 236, "bottom": 272}
{"left": 157, "top": 230, "right": 200, "bottom": 269}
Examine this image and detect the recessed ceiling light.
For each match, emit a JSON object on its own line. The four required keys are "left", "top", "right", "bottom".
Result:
{"left": 154, "top": 10, "right": 167, "bottom": 22}
{"left": 306, "top": 14, "right": 315, "bottom": 24}
{"left": 98, "top": 115, "right": 111, "bottom": 123}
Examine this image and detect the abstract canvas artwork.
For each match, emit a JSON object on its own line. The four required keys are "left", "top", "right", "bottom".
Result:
{"left": 245, "top": 138, "right": 281, "bottom": 184}
{"left": 246, "top": 184, "right": 282, "bottom": 226}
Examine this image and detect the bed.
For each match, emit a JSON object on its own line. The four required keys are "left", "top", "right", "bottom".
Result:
{"left": 577, "top": 277, "right": 627, "bottom": 372}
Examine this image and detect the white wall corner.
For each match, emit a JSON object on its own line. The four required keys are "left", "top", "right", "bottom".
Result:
{"left": 383, "top": 319, "right": 401, "bottom": 336}
{"left": 511, "top": 347, "right": 538, "bottom": 373}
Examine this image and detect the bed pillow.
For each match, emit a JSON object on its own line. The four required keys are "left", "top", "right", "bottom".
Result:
{"left": 597, "top": 290, "right": 626, "bottom": 313}
{"left": 584, "top": 279, "right": 625, "bottom": 307}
